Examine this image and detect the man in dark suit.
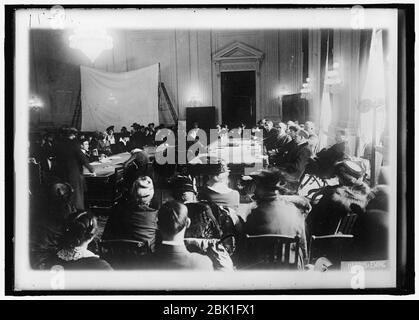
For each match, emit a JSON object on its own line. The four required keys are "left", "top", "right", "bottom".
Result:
{"left": 263, "top": 120, "right": 280, "bottom": 152}
{"left": 278, "top": 128, "right": 312, "bottom": 182}
{"left": 53, "top": 128, "right": 95, "bottom": 210}
{"left": 147, "top": 201, "right": 233, "bottom": 271}
{"left": 242, "top": 170, "right": 307, "bottom": 266}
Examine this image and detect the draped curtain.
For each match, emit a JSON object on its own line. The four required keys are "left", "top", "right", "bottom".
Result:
{"left": 80, "top": 64, "right": 160, "bottom": 132}
{"left": 355, "top": 30, "right": 374, "bottom": 156}
{"left": 317, "top": 29, "right": 332, "bottom": 150}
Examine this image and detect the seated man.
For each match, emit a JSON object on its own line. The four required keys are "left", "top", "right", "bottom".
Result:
{"left": 262, "top": 120, "right": 280, "bottom": 152}
{"left": 147, "top": 200, "right": 234, "bottom": 271}
{"left": 80, "top": 138, "right": 98, "bottom": 162}
{"left": 277, "top": 128, "right": 312, "bottom": 183}
{"left": 243, "top": 169, "right": 307, "bottom": 264}
{"left": 273, "top": 125, "right": 298, "bottom": 165}
{"left": 275, "top": 122, "right": 292, "bottom": 151}
{"left": 112, "top": 132, "right": 133, "bottom": 154}
{"left": 102, "top": 176, "right": 158, "bottom": 252}
{"left": 97, "top": 132, "right": 112, "bottom": 156}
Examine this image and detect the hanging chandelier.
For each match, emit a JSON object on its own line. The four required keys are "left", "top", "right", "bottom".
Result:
{"left": 69, "top": 28, "right": 113, "bottom": 63}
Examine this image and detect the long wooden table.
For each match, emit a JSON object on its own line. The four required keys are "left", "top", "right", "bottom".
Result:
{"left": 188, "top": 138, "right": 267, "bottom": 188}
{"left": 83, "top": 152, "right": 132, "bottom": 177}
{"left": 82, "top": 149, "right": 156, "bottom": 210}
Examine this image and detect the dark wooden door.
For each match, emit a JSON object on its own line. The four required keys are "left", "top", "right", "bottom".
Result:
{"left": 221, "top": 71, "right": 256, "bottom": 128}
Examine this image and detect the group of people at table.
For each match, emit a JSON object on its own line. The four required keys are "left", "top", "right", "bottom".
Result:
{"left": 29, "top": 119, "right": 389, "bottom": 272}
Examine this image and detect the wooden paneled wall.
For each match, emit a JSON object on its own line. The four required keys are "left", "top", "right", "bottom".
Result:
{"left": 30, "top": 29, "right": 303, "bottom": 128}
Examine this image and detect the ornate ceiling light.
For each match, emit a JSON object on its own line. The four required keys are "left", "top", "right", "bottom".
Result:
{"left": 69, "top": 28, "right": 113, "bottom": 63}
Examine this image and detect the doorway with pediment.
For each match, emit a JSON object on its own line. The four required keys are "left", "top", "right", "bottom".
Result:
{"left": 213, "top": 42, "right": 264, "bottom": 128}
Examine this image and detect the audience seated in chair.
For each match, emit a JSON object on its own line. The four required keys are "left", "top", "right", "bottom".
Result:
{"left": 349, "top": 182, "right": 390, "bottom": 261}
{"left": 198, "top": 159, "right": 240, "bottom": 211}
{"left": 123, "top": 149, "right": 150, "bottom": 191}
{"left": 306, "top": 128, "right": 350, "bottom": 179}
{"left": 113, "top": 132, "right": 134, "bottom": 154}
{"left": 170, "top": 175, "right": 222, "bottom": 239}
{"left": 262, "top": 120, "right": 280, "bottom": 152}
{"left": 80, "top": 138, "right": 99, "bottom": 163}
{"left": 146, "top": 201, "right": 234, "bottom": 271}
{"left": 30, "top": 182, "right": 78, "bottom": 269}
{"left": 243, "top": 169, "right": 308, "bottom": 261}
{"left": 274, "top": 122, "right": 292, "bottom": 152}
{"left": 102, "top": 176, "right": 158, "bottom": 252}
{"left": 97, "top": 132, "right": 112, "bottom": 156}
{"left": 277, "top": 128, "right": 312, "bottom": 189}
{"left": 305, "top": 160, "right": 370, "bottom": 239}
{"left": 47, "top": 212, "right": 112, "bottom": 270}
{"left": 351, "top": 208, "right": 389, "bottom": 261}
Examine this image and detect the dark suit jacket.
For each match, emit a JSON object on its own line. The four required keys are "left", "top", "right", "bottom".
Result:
{"left": 263, "top": 128, "right": 280, "bottom": 151}
{"left": 103, "top": 203, "right": 158, "bottom": 252}
{"left": 245, "top": 195, "right": 307, "bottom": 258}
{"left": 275, "top": 133, "right": 292, "bottom": 150}
{"left": 53, "top": 138, "right": 94, "bottom": 209}
{"left": 147, "top": 244, "right": 214, "bottom": 270}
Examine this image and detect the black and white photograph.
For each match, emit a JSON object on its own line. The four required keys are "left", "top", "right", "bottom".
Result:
{"left": 6, "top": 4, "right": 413, "bottom": 294}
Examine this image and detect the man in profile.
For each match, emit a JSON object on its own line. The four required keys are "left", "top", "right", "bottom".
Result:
{"left": 263, "top": 120, "right": 279, "bottom": 152}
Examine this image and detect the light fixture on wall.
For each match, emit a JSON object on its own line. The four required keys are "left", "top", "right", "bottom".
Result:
{"left": 187, "top": 85, "right": 202, "bottom": 107}
{"left": 324, "top": 62, "right": 342, "bottom": 93}
{"left": 69, "top": 28, "right": 113, "bottom": 63}
{"left": 29, "top": 95, "right": 44, "bottom": 125}
{"left": 300, "top": 77, "right": 312, "bottom": 99}
{"left": 29, "top": 95, "right": 44, "bottom": 110}
{"left": 188, "top": 96, "right": 202, "bottom": 108}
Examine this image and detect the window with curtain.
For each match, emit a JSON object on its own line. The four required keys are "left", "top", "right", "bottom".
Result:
{"left": 359, "top": 29, "right": 387, "bottom": 153}
{"left": 317, "top": 29, "right": 333, "bottom": 150}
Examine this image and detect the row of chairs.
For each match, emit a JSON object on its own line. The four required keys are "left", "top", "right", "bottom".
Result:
{"left": 98, "top": 212, "right": 357, "bottom": 270}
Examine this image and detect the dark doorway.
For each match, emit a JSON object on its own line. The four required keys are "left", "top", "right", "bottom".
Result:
{"left": 221, "top": 71, "right": 256, "bottom": 128}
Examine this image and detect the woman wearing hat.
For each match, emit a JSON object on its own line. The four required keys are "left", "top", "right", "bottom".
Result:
{"left": 169, "top": 175, "right": 222, "bottom": 239}
{"left": 305, "top": 159, "right": 370, "bottom": 238}
{"left": 102, "top": 176, "right": 158, "bottom": 252}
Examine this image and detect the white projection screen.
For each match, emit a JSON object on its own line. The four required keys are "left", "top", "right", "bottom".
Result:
{"left": 80, "top": 63, "right": 159, "bottom": 132}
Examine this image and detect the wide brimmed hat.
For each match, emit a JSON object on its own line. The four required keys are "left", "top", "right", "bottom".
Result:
{"left": 248, "top": 169, "right": 287, "bottom": 190}
{"left": 106, "top": 125, "right": 115, "bottom": 132}
{"left": 335, "top": 160, "right": 365, "bottom": 182}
